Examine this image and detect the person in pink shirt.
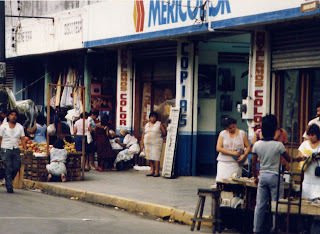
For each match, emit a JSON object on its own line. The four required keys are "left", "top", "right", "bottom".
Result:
{"left": 74, "top": 112, "right": 91, "bottom": 171}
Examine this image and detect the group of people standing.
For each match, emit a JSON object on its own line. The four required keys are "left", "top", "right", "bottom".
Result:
{"left": 216, "top": 108, "right": 320, "bottom": 233}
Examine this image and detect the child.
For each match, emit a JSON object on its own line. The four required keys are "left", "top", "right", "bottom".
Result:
{"left": 46, "top": 139, "right": 68, "bottom": 182}
{"left": 252, "top": 115, "right": 304, "bottom": 233}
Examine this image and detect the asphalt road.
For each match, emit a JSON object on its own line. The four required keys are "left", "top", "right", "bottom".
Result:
{"left": 0, "top": 187, "right": 202, "bottom": 234}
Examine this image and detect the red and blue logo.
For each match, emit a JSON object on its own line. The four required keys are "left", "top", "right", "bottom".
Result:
{"left": 133, "top": 0, "right": 145, "bottom": 32}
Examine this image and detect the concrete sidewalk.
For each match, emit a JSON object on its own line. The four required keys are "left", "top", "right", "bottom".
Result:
{"left": 23, "top": 169, "right": 216, "bottom": 226}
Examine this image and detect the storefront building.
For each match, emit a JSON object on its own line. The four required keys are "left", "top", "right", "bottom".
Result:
{"left": 5, "top": 1, "right": 320, "bottom": 176}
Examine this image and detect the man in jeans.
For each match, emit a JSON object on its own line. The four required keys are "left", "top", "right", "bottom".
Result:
{"left": 0, "top": 109, "right": 27, "bottom": 193}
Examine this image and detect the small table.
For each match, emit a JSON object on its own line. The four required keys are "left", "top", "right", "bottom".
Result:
{"left": 217, "top": 178, "right": 257, "bottom": 210}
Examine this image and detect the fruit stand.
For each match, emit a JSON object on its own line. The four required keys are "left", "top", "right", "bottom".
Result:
{"left": 45, "top": 83, "right": 86, "bottom": 181}
{"left": 14, "top": 83, "right": 86, "bottom": 182}
{"left": 19, "top": 138, "right": 81, "bottom": 182}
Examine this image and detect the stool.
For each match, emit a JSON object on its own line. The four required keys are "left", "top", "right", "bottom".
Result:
{"left": 191, "top": 188, "right": 222, "bottom": 233}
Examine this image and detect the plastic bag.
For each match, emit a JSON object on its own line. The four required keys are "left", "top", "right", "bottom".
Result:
{"left": 128, "top": 144, "right": 140, "bottom": 155}
{"left": 139, "top": 149, "right": 146, "bottom": 158}
{"left": 87, "top": 131, "right": 93, "bottom": 144}
{"left": 47, "top": 124, "right": 56, "bottom": 136}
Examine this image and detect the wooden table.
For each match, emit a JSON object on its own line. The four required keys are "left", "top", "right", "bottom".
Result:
{"left": 217, "top": 178, "right": 257, "bottom": 210}
{"left": 271, "top": 199, "right": 320, "bottom": 216}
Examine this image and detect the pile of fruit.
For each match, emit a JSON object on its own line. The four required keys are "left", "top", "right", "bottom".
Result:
{"left": 19, "top": 137, "right": 76, "bottom": 154}
{"left": 63, "top": 140, "right": 76, "bottom": 153}
{"left": 18, "top": 137, "right": 51, "bottom": 153}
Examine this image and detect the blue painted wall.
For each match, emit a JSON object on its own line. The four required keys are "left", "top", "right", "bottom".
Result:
{"left": 196, "top": 133, "right": 218, "bottom": 175}
{"left": 175, "top": 134, "right": 192, "bottom": 176}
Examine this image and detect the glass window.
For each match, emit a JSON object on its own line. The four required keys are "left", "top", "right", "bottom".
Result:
{"left": 280, "top": 70, "right": 299, "bottom": 143}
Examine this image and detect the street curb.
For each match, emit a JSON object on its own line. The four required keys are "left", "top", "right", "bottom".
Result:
{"left": 23, "top": 179, "right": 206, "bottom": 226}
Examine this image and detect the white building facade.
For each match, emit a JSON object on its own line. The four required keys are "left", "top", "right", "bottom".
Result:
{"left": 5, "top": 0, "right": 320, "bottom": 175}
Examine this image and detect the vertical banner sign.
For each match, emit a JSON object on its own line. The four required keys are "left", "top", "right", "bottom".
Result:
{"left": 251, "top": 30, "right": 271, "bottom": 132}
{"left": 176, "top": 41, "right": 194, "bottom": 133}
{"left": 140, "top": 82, "right": 151, "bottom": 131}
{"left": 116, "top": 49, "right": 133, "bottom": 132}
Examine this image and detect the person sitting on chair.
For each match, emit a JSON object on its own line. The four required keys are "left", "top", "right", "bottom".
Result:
{"left": 113, "top": 129, "right": 140, "bottom": 170}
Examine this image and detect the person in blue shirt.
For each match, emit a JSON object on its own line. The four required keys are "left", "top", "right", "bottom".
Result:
{"left": 27, "top": 114, "right": 47, "bottom": 143}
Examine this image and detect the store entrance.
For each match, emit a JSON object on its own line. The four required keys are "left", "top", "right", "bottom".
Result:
{"left": 134, "top": 58, "right": 176, "bottom": 166}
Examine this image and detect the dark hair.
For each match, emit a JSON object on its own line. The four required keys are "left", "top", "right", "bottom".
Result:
{"left": 0, "top": 108, "right": 8, "bottom": 115}
{"left": 17, "top": 114, "right": 27, "bottom": 124}
{"left": 261, "top": 114, "right": 277, "bottom": 138}
{"left": 7, "top": 109, "right": 19, "bottom": 117}
{"left": 53, "top": 139, "right": 65, "bottom": 149}
{"left": 90, "top": 110, "right": 99, "bottom": 117}
{"left": 101, "top": 114, "right": 109, "bottom": 126}
{"left": 316, "top": 102, "right": 320, "bottom": 109}
{"left": 149, "top": 111, "right": 158, "bottom": 120}
{"left": 79, "top": 112, "right": 89, "bottom": 118}
{"left": 36, "top": 114, "right": 46, "bottom": 125}
{"left": 222, "top": 117, "right": 237, "bottom": 129}
{"left": 0, "top": 116, "right": 4, "bottom": 122}
{"left": 306, "top": 124, "right": 320, "bottom": 140}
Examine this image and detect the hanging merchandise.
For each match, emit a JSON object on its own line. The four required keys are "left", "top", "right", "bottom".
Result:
{"left": 50, "top": 86, "right": 56, "bottom": 107}
{"left": 73, "top": 71, "right": 80, "bottom": 110}
{"left": 65, "top": 108, "right": 80, "bottom": 135}
{"left": 55, "top": 74, "right": 62, "bottom": 107}
{"left": 79, "top": 86, "right": 84, "bottom": 114}
{"left": 61, "top": 68, "right": 76, "bottom": 107}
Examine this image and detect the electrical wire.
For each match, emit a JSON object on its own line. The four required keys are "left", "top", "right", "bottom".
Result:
{"left": 15, "top": 72, "right": 51, "bottom": 95}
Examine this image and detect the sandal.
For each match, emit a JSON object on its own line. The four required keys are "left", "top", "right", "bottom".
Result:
{"left": 153, "top": 174, "right": 160, "bottom": 177}
{"left": 146, "top": 173, "right": 154, "bottom": 176}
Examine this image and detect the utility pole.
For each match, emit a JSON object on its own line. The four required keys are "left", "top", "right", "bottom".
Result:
{"left": 0, "top": 1, "right": 6, "bottom": 84}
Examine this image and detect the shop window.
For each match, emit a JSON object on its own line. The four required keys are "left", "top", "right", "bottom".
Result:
{"left": 274, "top": 69, "right": 320, "bottom": 146}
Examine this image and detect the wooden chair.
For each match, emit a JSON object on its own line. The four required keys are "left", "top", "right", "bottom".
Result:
{"left": 191, "top": 188, "right": 222, "bottom": 233}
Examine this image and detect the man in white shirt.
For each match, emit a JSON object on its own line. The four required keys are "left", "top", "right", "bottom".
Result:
{"left": 0, "top": 109, "right": 27, "bottom": 193}
{"left": 303, "top": 103, "right": 320, "bottom": 139}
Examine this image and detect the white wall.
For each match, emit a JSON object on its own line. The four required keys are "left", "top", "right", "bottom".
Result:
{"left": 198, "top": 50, "right": 218, "bottom": 134}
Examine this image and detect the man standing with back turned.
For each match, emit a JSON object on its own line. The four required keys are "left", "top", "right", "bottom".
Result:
{"left": 0, "top": 109, "right": 27, "bottom": 193}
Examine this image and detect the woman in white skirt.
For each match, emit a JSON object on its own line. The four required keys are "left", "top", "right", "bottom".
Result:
{"left": 216, "top": 117, "right": 250, "bottom": 182}
{"left": 141, "top": 112, "right": 167, "bottom": 177}
{"left": 46, "top": 139, "right": 68, "bottom": 182}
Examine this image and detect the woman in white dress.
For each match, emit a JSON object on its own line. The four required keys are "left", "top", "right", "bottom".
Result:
{"left": 141, "top": 112, "right": 167, "bottom": 177}
{"left": 298, "top": 124, "right": 320, "bottom": 199}
{"left": 216, "top": 117, "right": 250, "bottom": 182}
